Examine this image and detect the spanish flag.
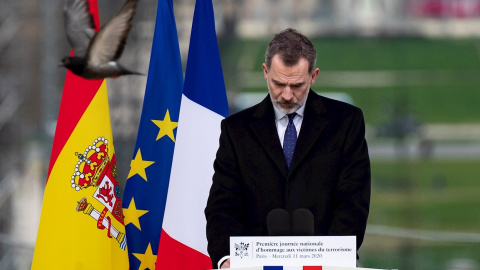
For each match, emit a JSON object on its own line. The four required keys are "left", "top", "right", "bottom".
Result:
{"left": 32, "top": 0, "right": 129, "bottom": 268}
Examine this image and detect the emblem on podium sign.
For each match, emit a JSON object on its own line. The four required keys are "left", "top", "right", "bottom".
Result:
{"left": 234, "top": 242, "right": 250, "bottom": 259}
{"left": 71, "top": 137, "right": 127, "bottom": 250}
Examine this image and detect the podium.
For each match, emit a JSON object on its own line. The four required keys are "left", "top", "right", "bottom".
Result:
{"left": 230, "top": 236, "right": 357, "bottom": 268}
{"left": 208, "top": 236, "right": 388, "bottom": 270}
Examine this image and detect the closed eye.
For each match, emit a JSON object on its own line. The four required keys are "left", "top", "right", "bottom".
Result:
{"left": 290, "top": 82, "right": 305, "bottom": 89}
{"left": 272, "top": 79, "right": 287, "bottom": 87}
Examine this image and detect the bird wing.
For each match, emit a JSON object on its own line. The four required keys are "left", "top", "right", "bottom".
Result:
{"left": 64, "top": 0, "right": 96, "bottom": 57}
{"left": 86, "top": 0, "right": 139, "bottom": 66}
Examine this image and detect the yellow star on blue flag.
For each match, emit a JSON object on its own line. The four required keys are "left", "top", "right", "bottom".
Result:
{"left": 133, "top": 243, "right": 157, "bottom": 270}
{"left": 152, "top": 110, "right": 178, "bottom": 142}
{"left": 127, "top": 149, "right": 154, "bottom": 181}
{"left": 123, "top": 198, "right": 148, "bottom": 230}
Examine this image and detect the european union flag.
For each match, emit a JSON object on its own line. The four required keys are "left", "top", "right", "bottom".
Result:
{"left": 121, "top": 0, "right": 183, "bottom": 269}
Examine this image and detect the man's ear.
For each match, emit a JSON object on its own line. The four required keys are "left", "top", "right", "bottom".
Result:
{"left": 262, "top": 63, "right": 268, "bottom": 80}
{"left": 310, "top": 68, "right": 320, "bottom": 84}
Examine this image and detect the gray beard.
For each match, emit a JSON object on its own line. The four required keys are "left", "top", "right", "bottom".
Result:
{"left": 269, "top": 94, "right": 303, "bottom": 114}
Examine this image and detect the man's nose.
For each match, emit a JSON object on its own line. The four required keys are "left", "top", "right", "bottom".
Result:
{"left": 281, "top": 88, "right": 293, "bottom": 100}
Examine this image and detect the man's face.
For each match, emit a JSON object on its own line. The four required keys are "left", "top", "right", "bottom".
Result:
{"left": 263, "top": 54, "right": 319, "bottom": 114}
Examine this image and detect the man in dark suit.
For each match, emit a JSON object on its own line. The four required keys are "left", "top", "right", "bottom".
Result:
{"left": 205, "top": 28, "right": 371, "bottom": 269}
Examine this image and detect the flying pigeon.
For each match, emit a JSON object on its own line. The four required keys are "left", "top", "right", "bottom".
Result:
{"left": 61, "top": 0, "right": 142, "bottom": 79}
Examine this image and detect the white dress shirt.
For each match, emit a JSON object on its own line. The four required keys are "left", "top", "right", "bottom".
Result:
{"left": 273, "top": 100, "right": 306, "bottom": 146}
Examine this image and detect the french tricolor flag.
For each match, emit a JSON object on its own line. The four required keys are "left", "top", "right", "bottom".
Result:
{"left": 155, "top": 0, "right": 229, "bottom": 269}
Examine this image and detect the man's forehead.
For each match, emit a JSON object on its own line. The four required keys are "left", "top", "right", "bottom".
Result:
{"left": 271, "top": 55, "right": 308, "bottom": 69}
{"left": 269, "top": 59, "right": 309, "bottom": 79}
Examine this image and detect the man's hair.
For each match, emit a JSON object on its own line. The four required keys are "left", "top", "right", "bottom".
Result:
{"left": 265, "top": 28, "right": 317, "bottom": 74}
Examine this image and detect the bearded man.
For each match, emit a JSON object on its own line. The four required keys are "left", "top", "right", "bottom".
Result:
{"left": 205, "top": 28, "right": 371, "bottom": 269}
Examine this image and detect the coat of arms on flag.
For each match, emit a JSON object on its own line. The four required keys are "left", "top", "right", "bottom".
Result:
{"left": 72, "top": 137, "right": 126, "bottom": 249}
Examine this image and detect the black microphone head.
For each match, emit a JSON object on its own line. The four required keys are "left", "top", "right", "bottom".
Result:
{"left": 267, "top": 208, "right": 291, "bottom": 236}
{"left": 292, "top": 208, "right": 314, "bottom": 236}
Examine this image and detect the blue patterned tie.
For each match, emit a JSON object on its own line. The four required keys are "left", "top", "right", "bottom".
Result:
{"left": 283, "top": 113, "right": 297, "bottom": 169}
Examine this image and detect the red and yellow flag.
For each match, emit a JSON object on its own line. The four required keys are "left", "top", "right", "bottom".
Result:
{"left": 32, "top": 1, "right": 128, "bottom": 268}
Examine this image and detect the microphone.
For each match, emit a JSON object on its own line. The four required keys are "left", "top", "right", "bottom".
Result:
{"left": 267, "top": 208, "right": 291, "bottom": 236}
{"left": 291, "top": 208, "right": 314, "bottom": 236}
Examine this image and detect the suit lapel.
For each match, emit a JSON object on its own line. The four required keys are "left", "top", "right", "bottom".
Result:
{"left": 250, "top": 95, "right": 289, "bottom": 176}
{"left": 249, "top": 91, "right": 329, "bottom": 177}
{"left": 289, "top": 91, "right": 328, "bottom": 174}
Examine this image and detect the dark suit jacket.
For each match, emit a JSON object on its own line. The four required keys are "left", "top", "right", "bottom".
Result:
{"left": 205, "top": 90, "right": 371, "bottom": 268}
